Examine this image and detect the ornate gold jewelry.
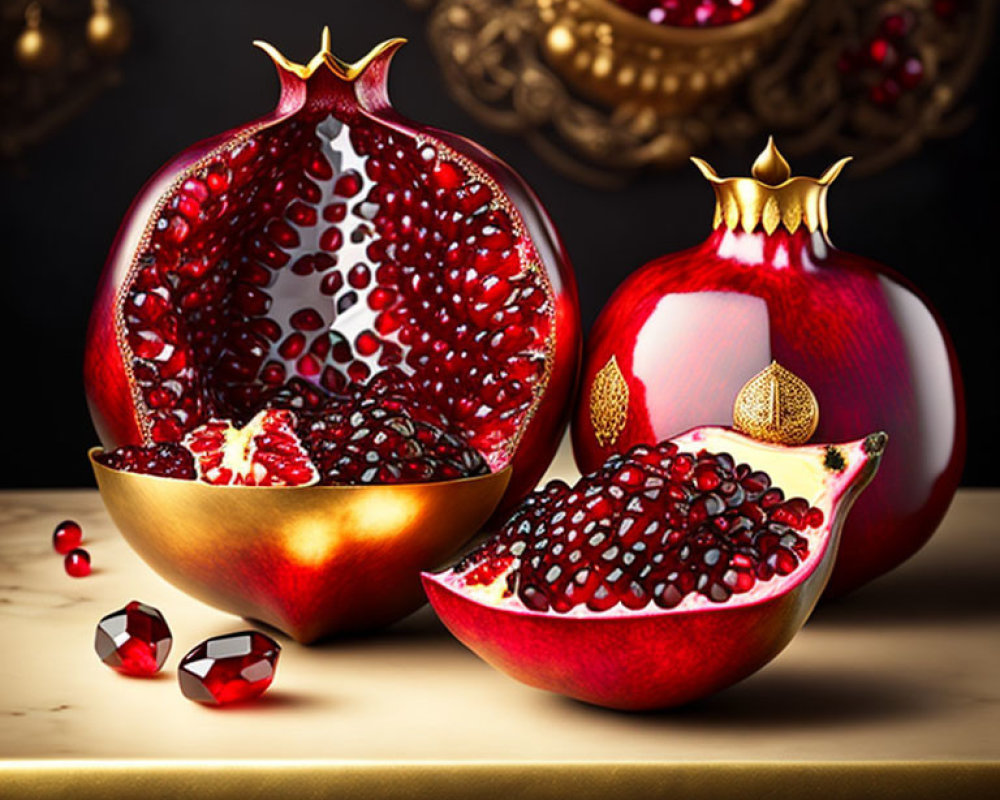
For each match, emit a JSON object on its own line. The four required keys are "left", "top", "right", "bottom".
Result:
{"left": 733, "top": 361, "right": 819, "bottom": 445}
{"left": 410, "top": 0, "right": 995, "bottom": 183}
{"left": 590, "top": 355, "right": 629, "bottom": 447}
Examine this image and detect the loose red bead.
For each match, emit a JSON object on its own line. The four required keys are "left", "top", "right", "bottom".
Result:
{"left": 52, "top": 520, "right": 82, "bottom": 554}
{"left": 178, "top": 631, "right": 280, "bottom": 706}
{"left": 64, "top": 548, "right": 91, "bottom": 577}
{"left": 95, "top": 601, "right": 173, "bottom": 676}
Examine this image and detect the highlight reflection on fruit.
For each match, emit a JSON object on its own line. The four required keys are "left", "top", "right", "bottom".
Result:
{"left": 573, "top": 138, "right": 963, "bottom": 596}
{"left": 425, "top": 383, "right": 886, "bottom": 709}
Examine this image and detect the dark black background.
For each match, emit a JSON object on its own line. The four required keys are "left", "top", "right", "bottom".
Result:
{"left": 1, "top": 1, "right": 995, "bottom": 488}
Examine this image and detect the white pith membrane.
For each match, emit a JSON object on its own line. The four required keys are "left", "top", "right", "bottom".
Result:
{"left": 122, "top": 105, "right": 555, "bottom": 473}
{"left": 258, "top": 117, "right": 391, "bottom": 381}
{"left": 435, "top": 427, "right": 877, "bottom": 615}
{"left": 181, "top": 409, "right": 319, "bottom": 487}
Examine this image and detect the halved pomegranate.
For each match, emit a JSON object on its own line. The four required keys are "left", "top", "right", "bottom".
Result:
{"left": 84, "top": 28, "right": 580, "bottom": 505}
{"left": 423, "top": 426, "right": 885, "bottom": 710}
{"left": 84, "top": 29, "right": 579, "bottom": 641}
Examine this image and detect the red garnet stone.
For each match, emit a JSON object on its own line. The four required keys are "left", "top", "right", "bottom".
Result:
{"left": 94, "top": 600, "right": 173, "bottom": 676}
{"left": 178, "top": 631, "right": 280, "bottom": 706}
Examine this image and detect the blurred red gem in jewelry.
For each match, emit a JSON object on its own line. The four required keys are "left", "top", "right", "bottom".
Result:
{"left": 64, "top": 548, "right": 91, "bottom": 577}
{"left": 95, "top": 601, "right": 173, "bottom": 676}
{"left": 52, "top": 520, "right": 82, "bottom": 554}
{"left": 178, "top": 631, "right": 280, "bottom": 705}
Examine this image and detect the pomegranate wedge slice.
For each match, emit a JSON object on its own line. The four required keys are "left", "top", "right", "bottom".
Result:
{"left": 423, "top": 427, "right": 886, "bottom": 710}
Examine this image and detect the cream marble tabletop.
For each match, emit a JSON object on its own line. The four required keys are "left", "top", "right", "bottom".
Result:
{"left": 0, "top": 441, "right": 998, "bottom": 796}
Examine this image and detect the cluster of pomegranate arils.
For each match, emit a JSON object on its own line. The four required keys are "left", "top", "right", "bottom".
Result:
{"left": 456, "top": 439, "right": 824, "bottom": 613}
{"left": 614, "top": 0, "right": 764, "bottom": 27}
{"left": 53, "top": 520, "right": 90, "bottom": 577}
{"left": 95, "top": 600, "right": 280, "bottom": 706}
{"left": 96, "top": 369, "right": 489, "bottom": 487}
{"left": 836, "top": 3, "right": 965, "bottom": 107}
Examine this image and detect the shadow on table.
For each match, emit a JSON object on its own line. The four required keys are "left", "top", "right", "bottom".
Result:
{"left": 808, "top": 556, "right": 1000, "bottom": 629}
{"left": 279, "top": 604, "right": 456, "bottom": 652}
{"left": 560, "top": 666, "right": 939, "bottom": 730}
{"left": 195, "top": 688, "right": 334, "bottom": 714}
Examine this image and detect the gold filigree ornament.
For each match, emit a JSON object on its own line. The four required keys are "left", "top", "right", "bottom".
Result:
{"left": 733, "top": 361, "right": 819, "bottom": 446}
{"left": 410, "top": 0, "right": 995, "bottom": 184}
{"left": 590, "top": 355, "right": 629, "bottom": 446}
{"left": 691, "top": 137, "right": 851, "bottom": 236}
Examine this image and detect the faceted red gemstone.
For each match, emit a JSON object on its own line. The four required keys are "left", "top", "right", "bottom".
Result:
{"left": 64, "top": 548, "right": 91, "bottom": 577}
{"left": 95, "top": 601, "right": 173, "bottom": 676}
{"left": 178, "top": 632, "right": 280, "bottom": 705}
{"left": 52, "top": 520, "right": 82, "bottom": 554}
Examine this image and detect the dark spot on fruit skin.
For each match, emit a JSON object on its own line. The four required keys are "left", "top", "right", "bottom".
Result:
{"left": 824, "top": 446, "right": 847, "bottom": 472}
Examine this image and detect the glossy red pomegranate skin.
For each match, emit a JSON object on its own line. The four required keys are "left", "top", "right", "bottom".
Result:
{"left": 84, "top": 38, "right": 580, "bottom": 508}
{"left": 573, "top": 226, "right": 965, "bottom": 596}
{"left": 427, "top": 576, "right": 809, "bottom": 709}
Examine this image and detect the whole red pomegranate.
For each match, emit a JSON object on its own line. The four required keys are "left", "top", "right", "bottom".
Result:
{"left": 84, "top": 29, "right": 580, "bottom": 506}
{"left": 573, "top": 139, "right": 964, "bottom": 597}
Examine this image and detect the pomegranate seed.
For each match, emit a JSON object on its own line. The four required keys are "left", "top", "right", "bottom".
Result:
{"left": 334, "top": 172, "right": 362, "bottom": 197}
{"left": 94, "top": 601, "right": 172, "bottom": 676}
{"left": 323, "top": 202, "right": 347, "bottom": 222}
{"left": 65, "top": 549, "right": 91, "bottom": 578}
{"left": 355, "top": 331, "right": 380, "bottom": 356}
{"left": 260, "top": 361, "right": 286, "bottom": 385}
{"left": 177, "top": 196, "right": 202, "bottom": 219}
{"left": 286, "top": 201, "right": 317, "bottom": 226}
{"left": 52, "top": 520, "right": 83, "bottom": 554}
{"left": 290, "top": 308, "right": 325, "bottom": 331}
{"left": 306, "top": 153, "right": 333, "bottom": 180}
{"left": 297, "top": 354, "right": 321, "bottom": 377}
{"left": 319, "top": 227, "right": 343, "bottom": 252}
{"left": 266, "top": 220, "right": 300, "bottom": 249}
{"left": 181, "top": 178, "right": 209, "bottom": 202}
{"left": 432, "top": 161, "right": 465, "bottom": 190}
{"left": 206, "top": 170, "right": 230, "bottom": 193}
{"left": 278, "top": 333, "right": 306, "bottom": 359}
{"left": 348, "top": 264, "right": 371, "bottom": 289}
{"left": 178, "top": 631, "right": 280, "bottom": 705}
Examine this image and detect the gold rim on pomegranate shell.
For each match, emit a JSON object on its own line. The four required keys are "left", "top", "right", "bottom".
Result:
{"left": 90, "top": 448, "right": 511, "bottom": 643}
